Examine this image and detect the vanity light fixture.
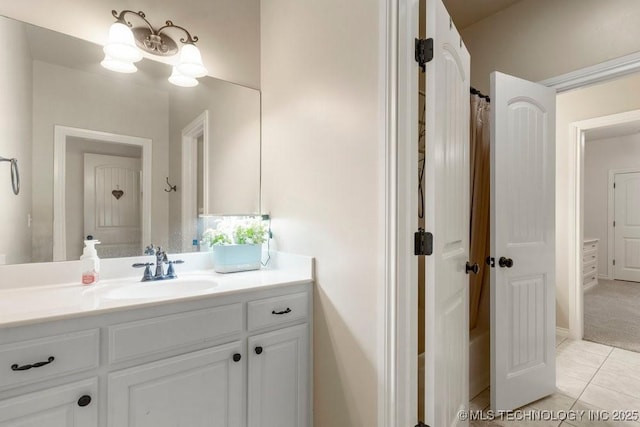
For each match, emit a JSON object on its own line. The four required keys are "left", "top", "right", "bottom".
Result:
{"left": 101, "top": 10, "right": 208, "bottom": 86}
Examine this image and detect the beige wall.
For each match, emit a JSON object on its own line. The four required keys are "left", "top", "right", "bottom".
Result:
{"left": 0, "top": 0, "right": 260, "bottom": 88}
{"left": 260, "top": 0, "right": 383, "bottom": 425}
{"left": 461, "top": 0, "right": 640, "bottom": 93}
{"left": 556, "top": 72, "right": 640, "bottom": 328}
{"left": 32, "top": 60, "right": 169, "bottom": 261}
{"left": 584, "top": 134, "right": 640, "bottom": 278}
{"left": 0, "top": 18, "right": 32, "bottom": 264}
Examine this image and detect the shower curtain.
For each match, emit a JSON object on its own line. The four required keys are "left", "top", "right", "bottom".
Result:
{"left": 469, "top": 94, "right": 490, "bottom": 330}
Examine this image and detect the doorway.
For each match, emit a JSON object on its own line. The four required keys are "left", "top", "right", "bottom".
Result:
{"left": 52, "top": 126, "right": 152, "bottom": 261}
{"left": 579, "top": 120, "right": 640, "bottom": 352}
{"left": 180, "top": 110, "right": 209, "bottom": 253}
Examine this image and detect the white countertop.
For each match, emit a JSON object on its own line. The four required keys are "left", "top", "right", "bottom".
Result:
{"left": 0, "top": 252, "right": 313, "bottom": 328}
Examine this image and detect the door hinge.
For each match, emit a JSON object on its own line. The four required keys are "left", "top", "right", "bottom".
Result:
{"left": 613, "top": 221, "right": 616, "bottom": 227}
{"left": 614, "top": 182, "right": 616, "bottom": 189}
{"left": 613, "top": 259, "right": 616, "bottom": 266}
{"left": 415, "top": 38, "right": 434, "bottom": 72}
{"left": 414, "top": 228, "right": 433, "bottom": 256}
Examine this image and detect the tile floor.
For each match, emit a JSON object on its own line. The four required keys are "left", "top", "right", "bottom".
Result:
{"left": 469, "top": 334, "right": 640, "bottom": 426}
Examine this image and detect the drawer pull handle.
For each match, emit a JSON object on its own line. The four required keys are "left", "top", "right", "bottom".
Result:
{"left": 255, "top": 346, "right": 263, "bottom": 355}
{"left": 233, "top": 353, "right": 242, "bottom": 362}
{"left": 11, "top": 356, "right": 54, "bottom": 371}
{"left": 77, "top": 395, "right": 92, "bottom": 407}
{"left": 272, "top": 308, "right": 292, "bottom": 315}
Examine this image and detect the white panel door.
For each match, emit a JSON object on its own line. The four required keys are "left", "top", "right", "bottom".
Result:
{"left": 108, "top": 343, "right": 243, "bottom": 427}
{"left": 84, "top": 153, "right": 141, "bottom": 257}
{"left": 248, "top": 324, "right": 309, "bottom": 427}
{"left": 423, "top": 0, "right": 471, "bottom": 426}
{"left": 614, "top": 172, "right": 640, "bottom": 282}
{"left": 490, "top": 71, "right": 556, "bottom": 411}
{"left": 0, "top": 379, "right": 97, "bottom": 427}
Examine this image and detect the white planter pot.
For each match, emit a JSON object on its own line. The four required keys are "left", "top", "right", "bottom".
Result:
{"left": 211, "top": 244, "right": 261, "bottom": 273}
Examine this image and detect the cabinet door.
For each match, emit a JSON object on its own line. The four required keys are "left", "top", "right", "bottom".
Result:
{"left": 108, "top": 342, "right": 243, "bottom": 427}
{"left": 0, "top": 379, "right": 97, "bottom": 427}
{"left": 248, "top": 323, "right": 309, "bottom": 427}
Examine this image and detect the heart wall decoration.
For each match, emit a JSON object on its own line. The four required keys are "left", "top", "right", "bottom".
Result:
{"left": 112, "top": 189, "right": 124, "bottom": 200}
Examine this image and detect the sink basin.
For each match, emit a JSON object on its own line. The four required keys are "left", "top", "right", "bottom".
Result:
{"left": 101, "top": 276, "right": 218, "bottom": 300}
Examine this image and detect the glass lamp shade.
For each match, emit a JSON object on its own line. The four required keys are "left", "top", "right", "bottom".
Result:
{"left": 175, "top": 44, "right": 208, "bottom": 78}
{"left": 103, "top": 22, "right": 143, "bottom": 63}
{"left": 168, "top": 67, "right": 198, "bottom": 87}
{"left": 101, "top": 54, "right": 137, "bottom": 73}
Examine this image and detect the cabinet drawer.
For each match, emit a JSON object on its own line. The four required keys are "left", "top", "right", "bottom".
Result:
{"left": 583, "top": 272, "right": 598, "bottom": 286}
{"left": 582, "top": 260, "right": 597, "bottom": 275}
{"left": 109, "top": 304, "right": 243, "bottom": 364}
{"left": 582, "top": 250, "right": 597, "bottom": 263}
{"left": 248, "top": 292, "right": 309, "bottom": 331}
{"left": 583, "top": 241, "right": 598, "bottom": 251}
{"left": 0, "top": 329, "right": 99, "bottom": 389}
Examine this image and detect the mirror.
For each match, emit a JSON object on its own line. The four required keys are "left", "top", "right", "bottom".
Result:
{"left": 0, "top": 15, "right": 261, "bottom": 265}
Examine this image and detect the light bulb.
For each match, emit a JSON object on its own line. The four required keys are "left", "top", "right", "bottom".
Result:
{"left": 176, "top": 44, "right": 207, "bottom": 78}
{"left": 168, "top": 67, "right": 198, "bottom": 87}
{"left": 103, "top": 22, "right": 143, "bottom": 63}
{"left": 101, "top": 54, "right": 137, "bottom": 73}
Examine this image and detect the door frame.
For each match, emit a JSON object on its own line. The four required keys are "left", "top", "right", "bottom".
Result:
{"left": 180, "top": 111, "right": 210, "bottom": 252}
{"left": 53, "top": 126, "right": 152, "bottom": 261}
{"left": 564, "top": 110, "right": 640, "bottom": 340}
{"left": 608, "top": 168, "right": 640, "bottom": 281}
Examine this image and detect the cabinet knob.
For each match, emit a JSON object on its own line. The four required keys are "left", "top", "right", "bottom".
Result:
{"left": 77, "top": 395, "right": 92, "bottom": 407}
{"left": 233, "top": 353, "right": 241, "bottom": 362}
{"left": 498, "top": 257, "right": 514, "bottom": 268}
{"left": 465, "top": 262, "right": 479, "bottom": 275}
{"left": 255, "top": 346, "right": 263, "bottom": 355}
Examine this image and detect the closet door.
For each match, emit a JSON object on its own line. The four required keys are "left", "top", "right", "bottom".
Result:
{"left": 422, "top": 0, "right": 471, "bottom": 426}
{"left": 614, "top": 171, "right": 640, "bottom": 282}
{"left": 490, "top": 71, "right": 556, "bottom": 411}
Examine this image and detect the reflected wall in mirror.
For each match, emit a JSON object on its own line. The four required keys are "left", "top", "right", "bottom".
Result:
{"left": 0, "top": 15, "right": 261, "bottom": 265}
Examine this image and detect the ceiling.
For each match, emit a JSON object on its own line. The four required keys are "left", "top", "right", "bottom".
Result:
{"left": 585, "top": 121, "right": 640, "bottom": 142}
{"left": 443, "top": 0, "right": 523, "bottom": 29}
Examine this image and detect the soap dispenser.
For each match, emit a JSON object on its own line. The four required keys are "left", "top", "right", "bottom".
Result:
{"left": 81, "top": 236, "right": 101, "bottom": 285}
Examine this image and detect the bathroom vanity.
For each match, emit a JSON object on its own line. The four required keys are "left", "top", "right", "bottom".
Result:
{"left": 0, "top": 253, "right": 312, "bottom": 427}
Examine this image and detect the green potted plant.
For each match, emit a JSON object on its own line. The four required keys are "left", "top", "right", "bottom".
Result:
{"left": 202, "top": 219, "right": 268, "bottom": 273}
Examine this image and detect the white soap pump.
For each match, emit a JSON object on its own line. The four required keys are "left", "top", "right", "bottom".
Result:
{"left": 80, "top": 236, "right": 101, "bottom": 285}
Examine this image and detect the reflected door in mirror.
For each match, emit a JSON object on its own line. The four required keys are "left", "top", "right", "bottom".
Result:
{"left": 84, "top": 154, "right": 141, "bottom": 258}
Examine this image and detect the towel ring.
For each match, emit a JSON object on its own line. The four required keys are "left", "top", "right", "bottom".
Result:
{"left": 0, "top": 157, "right": 20, "bottom": 195}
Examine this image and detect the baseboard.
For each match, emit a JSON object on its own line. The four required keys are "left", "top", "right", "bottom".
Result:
{"left": 556, "top": 327, "right": 569, "bottom": 339}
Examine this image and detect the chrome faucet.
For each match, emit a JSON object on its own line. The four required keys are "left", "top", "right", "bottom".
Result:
{"left": 133, "top": 245, "right": 184, "bottom": 281}
{"left": 154, "top": 246, "right": 168, "bottom": 278}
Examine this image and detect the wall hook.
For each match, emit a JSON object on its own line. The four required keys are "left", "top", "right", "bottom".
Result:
{"left": 164, "top": 177, "right": 177, "bottom": 193}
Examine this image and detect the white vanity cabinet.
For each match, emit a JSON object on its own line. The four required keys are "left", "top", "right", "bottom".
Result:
{"left": 0, "top": 282, "right": 312, "bottom": 427}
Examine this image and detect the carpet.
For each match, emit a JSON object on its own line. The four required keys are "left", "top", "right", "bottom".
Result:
{"left": 584, "top": 279, "right": 640, "bottom": 353}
